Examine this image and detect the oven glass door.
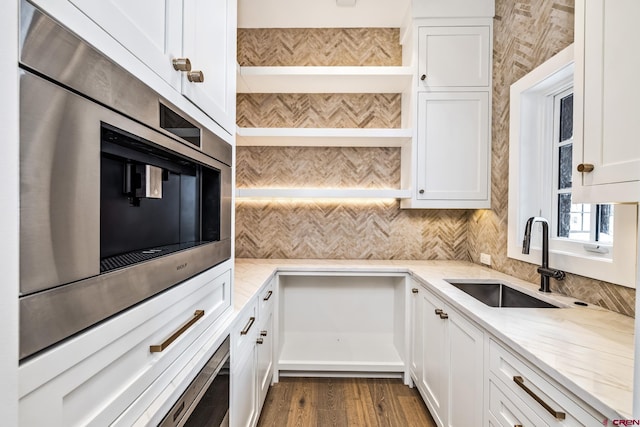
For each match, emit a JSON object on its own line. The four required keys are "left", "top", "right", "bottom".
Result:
{"left": 183, "top": 358, "right": 229, "bottom": 426}
{"left": 160, "top": 337, "right": 230, "bottom": 427}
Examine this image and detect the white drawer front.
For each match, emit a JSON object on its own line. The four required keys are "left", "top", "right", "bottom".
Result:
{"left": 258, "top": 280, "right": 274, "bottom": 319}
{"left": 233, "top": 301, "right": 258, "bottom": 355}
{"left": 489, "top": 339, "right": 605, "bottom": 427}
{"left": 489, "top": 375, "right": 546, "bottom": 427}
{"left": 19, "top": 266, "right": 232, "bottom": 427}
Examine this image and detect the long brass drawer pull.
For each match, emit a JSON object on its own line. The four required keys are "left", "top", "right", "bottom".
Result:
{"left": 263, "top": 290, "right": 273, "bottom": 301}
{"left": 150, "top": 309, "right": 205, "bottom": 353}
{"left": 240, "top": 316, "right": 256, "bottom": 335}
{"left": 513, "top": 376, "right": 566, "bottom": 420}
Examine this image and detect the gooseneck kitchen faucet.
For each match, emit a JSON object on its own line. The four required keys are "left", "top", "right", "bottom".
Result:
{"left": 522, "top": 217, "right": 566, "bottom": 293}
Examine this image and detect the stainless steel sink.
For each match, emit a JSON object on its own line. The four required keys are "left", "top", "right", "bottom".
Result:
{"left": 446, "top": 281, "right": 561, "bottom": 308}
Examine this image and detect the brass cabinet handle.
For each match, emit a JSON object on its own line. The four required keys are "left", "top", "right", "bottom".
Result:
{"left": 513, "top": 376, "right": 566, "bottom": 420}
{"left": 263, "top": 290, "right": 273, "bottom": 301}
{"left": 435, "top": 308, "right": 443, "bottom": 315}
{"left": 577, "top": 163, "right": 594, "bottom": 173}
{"left": 240, "top": 316, "right": 256, "bottom": 335}
{"left": 260, "top": 330, "right": 268, "bottom": 337}
{"left": 439, "top": 312, "right": 449, "bottom": 319}
{"left": 420, "top": 74, "right": 427, "bottom": 81}
{"left": 150, "top": 309, "right": 204, "bottom": 353}
{"left": 256, "top": 338, "right": 264, "bottom": 344}
{"left": 187, "top": 70, "right": 204, "bottom": 83}
{"left": 411, "top": 288, "right": 419, "bottom": 294}
{"left": 514, "top": 425, "right": 523, "bottom": 427}
{"left": 172, "top": 57, "right": 192, "bottom": 72}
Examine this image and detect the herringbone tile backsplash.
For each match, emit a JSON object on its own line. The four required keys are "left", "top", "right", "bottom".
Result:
{"left": 237, "top": 94, "right": 402, "bottom": 129}
{"left": 237, "top": 147, "right": 400, "bottom": 188}
{"left": 235, "top": 2, "right": 635, "bottom": 316}
{"left": 238, "top": 28, "right": 402, "bottom": 66}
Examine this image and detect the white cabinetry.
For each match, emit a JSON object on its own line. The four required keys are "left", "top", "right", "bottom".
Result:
{"left": 488, "top": 339, "right": 606, "bottom": 426}
{"left": 402, "top": 20, "right": 492, "bottom": 209}
{"left": 231, "top": 303, "right": 258, "bottom": 427}
{"left": 181, "top": 0, "right": 237, "bottom": 133}
{"left": 415, "top": 91, "right": 489, "bottom": 205}
{"left": 231, "top": 279, "right": 275, "bottom": 427}
{"left": 417, "top": 26, "right": 490, "bottom": 88}
{"left": 65, "top": 0, "right": 236, "bottom": 134}
{"left": 65, "top": 0, "right": 182, "bottom": 88}
{"left": 410, "top": 281, "right": 484, "bottom": 427}
{"left": 573, "top": 0, "right": 640, "bottom": 203}
{"left": 19, "top": 266, "right": 232, "bottom": 427}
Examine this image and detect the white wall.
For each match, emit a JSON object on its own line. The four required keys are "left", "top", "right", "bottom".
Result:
{"left": 0, "top": 0, "right": 20, "bottom": 424}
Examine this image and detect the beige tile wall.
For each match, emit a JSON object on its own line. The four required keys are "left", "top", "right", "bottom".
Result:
{"left": 468, "top": 0, "right": 635, "bottom": 316}
{"left": 235, "top": 11, "right": 636, "bottom": 316}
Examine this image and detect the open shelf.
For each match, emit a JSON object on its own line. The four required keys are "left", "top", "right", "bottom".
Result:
{"left": 236, "top": 127, "right": 412, "bottom": 147}
{"left": 237, "top": 66, "right": 413, "bottom": 93}
{"left": 236, "top": 188, "right": 411, "bottom": 199}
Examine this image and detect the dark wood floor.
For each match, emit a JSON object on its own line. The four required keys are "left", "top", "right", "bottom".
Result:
{"left": 256, "top": 377, "right": 437, "bottom": 427}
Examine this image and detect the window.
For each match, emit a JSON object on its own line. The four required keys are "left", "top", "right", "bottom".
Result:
{"left": 507, "top": 44, "right": 636, "bottom": 287}
{"left": 550, "top": 90, "right": 613, "bottom": 250}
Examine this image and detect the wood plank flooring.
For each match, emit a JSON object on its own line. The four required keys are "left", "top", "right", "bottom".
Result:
{"left": 256, "top": 377, "right": 437, "bottom": 427}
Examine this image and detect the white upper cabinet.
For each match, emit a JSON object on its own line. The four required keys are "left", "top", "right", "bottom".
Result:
{"left": 67, "top": 0, "right": 237, "bottom": 135}
{"left": 415, "top": 91, "right": 490, "bottom": 206}
{"left": 67, "top": 0, "right": 183, "bottom": 88}
{"left": 181, "top": 0, "right": 237, "bottom": 134}
{"left": 573, "top": 0, "right": 640, "bottom": 203}
{"left": 418, "top": 26, "right": 490, "bottom": 89}
{"left": 402, "top": 18, "right": 493, "bottom": 209}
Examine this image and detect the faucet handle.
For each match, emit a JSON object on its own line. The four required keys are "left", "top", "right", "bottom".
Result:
{"left": 537, "top": 267, "right": 565, "bottom": 281}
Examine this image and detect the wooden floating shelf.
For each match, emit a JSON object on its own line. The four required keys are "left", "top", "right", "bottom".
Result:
{"left": 237, "top": 66, "right": 414, "bottom": 93}
{"left": 236, "top": 188, "right": 412, "bottom": 199}
{"left": 236, "top": 127, "right": 412, "bottom": 147}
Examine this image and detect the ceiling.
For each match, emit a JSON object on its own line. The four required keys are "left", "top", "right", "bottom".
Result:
{"left": 238, "top": 0, "right": 412, "bottom": 28}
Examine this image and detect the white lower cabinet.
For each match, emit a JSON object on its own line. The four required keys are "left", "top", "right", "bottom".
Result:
{"left": 18, "top": 265, "right": 232, "bottom": 427}
{"left": 231, "top": 323, "right": 258, "bottom": 427}
{"left": 231, "top": 279, "right": 275, "bottom": 427}
{"left": 256, "top": 310, "right": 274, "bottom": 409}
{"left": 410, "top": 281, "right": 484, "bottom": 427}
{"left": 488, "top": 339, "right": 606, "bottom": 426}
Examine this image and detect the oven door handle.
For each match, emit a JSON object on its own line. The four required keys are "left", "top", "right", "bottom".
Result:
{"left": 150, "top": 309, "right": 205, "bottom": 353}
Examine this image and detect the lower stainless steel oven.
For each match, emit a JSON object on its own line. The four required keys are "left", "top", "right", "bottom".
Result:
{"left": 160, "top": 337, "right": 230, "bottom": 427}
{"left": 18, "top": 1, "right": 232, "bottom": 360}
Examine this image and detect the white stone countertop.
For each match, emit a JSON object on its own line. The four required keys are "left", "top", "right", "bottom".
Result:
{"left": 233, "top": 258, "right": 634, "bottom": 420}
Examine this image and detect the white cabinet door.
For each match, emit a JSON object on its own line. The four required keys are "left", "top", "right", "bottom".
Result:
{"left": 231, "top": 345, "right": 258, "bottom": 427}
{"left": 448, "top": 310, "right": 484, "bottom": 427}
{"left": 67, "top": 0, "right": 182, "bottom": 88}
{"left": 256, "top": 311, "right": 273, "bottom": 411}
{"left": 574, "top": 0, "right": 640, "bottom": 202}
{"left": 418, "top": 26, "right": 490, "bottom": 88}
{"left": 415, "top": 91, "right": 490, "bottom": 208}
{"left": 409, "top": 285, "right": 424, "bottom": 384}
{"left": 231, "top": 304, "right": 259, "bottom": 427}
{"left": 421, "top": 290, "right": 448, "bottom": 427}
{"left": 182, "top": 0, "right": 237, "bottom": 134}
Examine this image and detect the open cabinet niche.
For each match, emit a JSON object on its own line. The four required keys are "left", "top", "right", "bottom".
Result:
{"left": 274, "top": 273, "right": 408, "bottom": 382}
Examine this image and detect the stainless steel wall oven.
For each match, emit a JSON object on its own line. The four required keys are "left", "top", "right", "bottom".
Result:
{"left": 19, "top": 1, "right": 232, "bottom": 360}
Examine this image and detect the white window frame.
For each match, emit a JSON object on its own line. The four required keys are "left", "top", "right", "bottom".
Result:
{"left": 507, "top": 44, "right": 637, "bottom": 288}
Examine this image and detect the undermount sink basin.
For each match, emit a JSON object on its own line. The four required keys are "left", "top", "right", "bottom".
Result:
{"left": 446, "top": 281, "right": 561, "bottom": 308}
